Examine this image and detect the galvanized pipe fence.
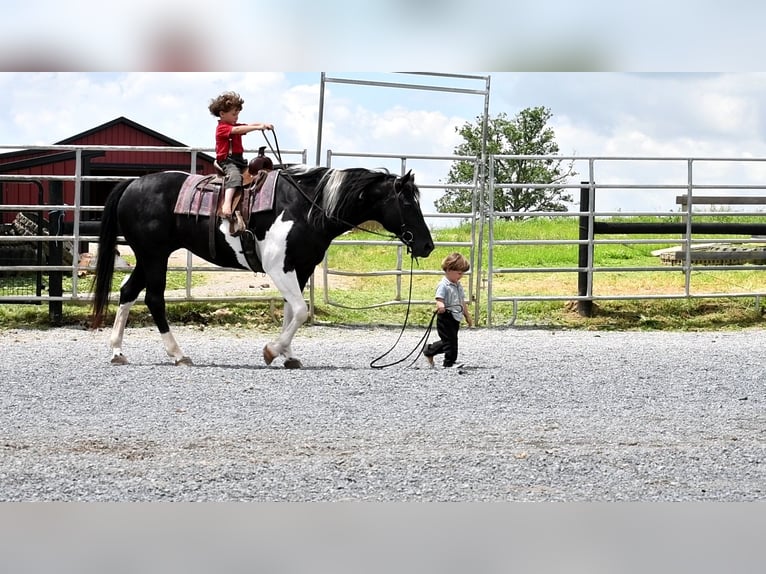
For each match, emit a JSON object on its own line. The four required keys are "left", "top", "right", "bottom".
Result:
{"left": 0, "top": 144, "right": 306, "bottom": 323}
{"left": 486, "top": 155, "right": 766, "bottom": 325}
{"left": 3, "top": 147, "right": 766, "bottom": 326}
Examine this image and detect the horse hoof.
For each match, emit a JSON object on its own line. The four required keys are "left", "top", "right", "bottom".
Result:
{"left": 284, "top": 358, "right": 302, "bottom": 369}
{"left": 175, "top": 356, "right": 193, "bottom": 366}
{"left": 110, "top": 355, "right": 129, "bottom": 365}
{"left": 263, "top": 345, "right": 276, "bottom": 365}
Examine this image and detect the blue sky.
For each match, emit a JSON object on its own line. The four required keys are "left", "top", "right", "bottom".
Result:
{"left": 2, "top": 72, "right": 766, "bottom": 218}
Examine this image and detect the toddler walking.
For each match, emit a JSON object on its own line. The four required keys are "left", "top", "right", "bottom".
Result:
{"left": 423, "top": 252, "right": 473, "bottom": 368}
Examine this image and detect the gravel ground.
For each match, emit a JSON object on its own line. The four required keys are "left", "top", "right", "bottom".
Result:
{"left": 0, "top": 324, "right": 763, "bottom": 501}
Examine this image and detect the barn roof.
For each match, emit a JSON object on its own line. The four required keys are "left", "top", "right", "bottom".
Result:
{"left": 54, "top": 116, "right": 190, "bottom": 147}
{"left": 0, "top": 116, "right": 213, "bottom": 164}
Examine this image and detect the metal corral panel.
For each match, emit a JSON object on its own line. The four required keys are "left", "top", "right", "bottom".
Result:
{"left": 0, "top": 117, "right": 216, "bottom": 224}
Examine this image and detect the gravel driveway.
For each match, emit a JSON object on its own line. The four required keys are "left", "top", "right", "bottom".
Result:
{"left": 0, "top": 324, "right": 763, "bottom": 501}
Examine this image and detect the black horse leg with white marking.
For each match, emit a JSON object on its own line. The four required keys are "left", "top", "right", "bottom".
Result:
{"left": 255, "top": 213, "right": 309, "bottom": 368}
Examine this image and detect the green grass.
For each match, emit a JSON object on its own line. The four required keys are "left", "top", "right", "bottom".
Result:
{"left": 2, "top": 216, "right": 766, "bottom": 330}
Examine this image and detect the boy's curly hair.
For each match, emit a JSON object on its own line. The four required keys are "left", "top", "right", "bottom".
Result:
{"left": 442, "top": 252, "right": 470, "bottom": 272}
{"left": 208, "top": 91, "right": 244, "bottom": 117}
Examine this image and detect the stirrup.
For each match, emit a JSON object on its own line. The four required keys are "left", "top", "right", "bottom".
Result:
{"left": 229, "top": 212, "right": 245, "bottom": 237}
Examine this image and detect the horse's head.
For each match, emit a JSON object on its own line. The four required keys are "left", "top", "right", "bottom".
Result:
{"left": 306, "top": 166, "right": 435, "bottom": 258}
{"left": 383, "top": 170, "right": 434, "bottom": 258}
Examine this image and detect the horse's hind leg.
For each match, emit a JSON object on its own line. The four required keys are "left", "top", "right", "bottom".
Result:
{"left": 108, "top": 263, "right": 146, "bottom": 364}
{"left": 142, "top": 257, "right": 192, "bottom": 366}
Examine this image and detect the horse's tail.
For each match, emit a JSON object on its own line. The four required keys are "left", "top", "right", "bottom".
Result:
{"left": 91, "top": 179, "right": 130, "bottom": 328}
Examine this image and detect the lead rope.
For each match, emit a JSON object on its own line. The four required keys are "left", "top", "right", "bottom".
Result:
{"left": 370, "top": 257, "right": 436, "bottom": 369}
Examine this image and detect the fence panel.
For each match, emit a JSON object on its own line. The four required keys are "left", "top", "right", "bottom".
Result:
{"left": 0, "top": 145, "right": 306, "bottom": 322}
{"left": 485, "top": 155, "right": 766, "bottom": 325}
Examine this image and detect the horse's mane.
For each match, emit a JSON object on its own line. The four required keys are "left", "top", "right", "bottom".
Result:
{"left": 283, "top": 165, "right": 394, "bottom": 224}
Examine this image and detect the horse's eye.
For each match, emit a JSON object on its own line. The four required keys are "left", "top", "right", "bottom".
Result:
{"left": 396, "top": 192, "right": 412, "bottom": 206}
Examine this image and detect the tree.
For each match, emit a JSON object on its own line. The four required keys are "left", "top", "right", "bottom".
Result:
{"left": 436, "top": 107, "right": 576, "bottom": 220}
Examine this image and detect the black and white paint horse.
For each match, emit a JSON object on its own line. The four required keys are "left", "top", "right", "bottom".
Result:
{"left": 91, "top": 166, "right": 434, "bottom": 368}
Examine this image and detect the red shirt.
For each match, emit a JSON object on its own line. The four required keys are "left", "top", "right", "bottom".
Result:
{"left": 215, "top": 120, "right": 245, "bottom": 161}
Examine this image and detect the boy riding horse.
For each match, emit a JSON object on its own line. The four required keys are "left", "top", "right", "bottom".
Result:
{"left": 208, "top": 91, "right": 273, "bottom": 235}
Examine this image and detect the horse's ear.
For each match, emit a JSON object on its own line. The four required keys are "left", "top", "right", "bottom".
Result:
{"left": 397, "top": 170, "right": 414, "bottom": 190}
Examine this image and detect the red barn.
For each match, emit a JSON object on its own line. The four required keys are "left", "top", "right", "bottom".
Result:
{"left": 0, "top": 116, "right": 216, "bottom": 225}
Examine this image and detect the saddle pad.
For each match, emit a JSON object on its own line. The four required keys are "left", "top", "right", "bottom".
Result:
{"left": 174, "top": 174, "right": 219, "bottom": 217}
{"left": 250, "top": 170, "right": 279, "bottom": 214}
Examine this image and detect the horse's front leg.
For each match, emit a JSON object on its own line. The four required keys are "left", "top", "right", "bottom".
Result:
{"left": 278, "top": 303, "right": 300, "bottom": 369}
{"left": 262, "top": 274, "right": 308, "bottom": 368}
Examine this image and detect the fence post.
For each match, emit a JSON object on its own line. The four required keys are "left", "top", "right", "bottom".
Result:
{"left": 48, "top": 181, "right": 63, "bottom": 325}
{"left": 577, "top": 182, "right": 593, "bottom": 317}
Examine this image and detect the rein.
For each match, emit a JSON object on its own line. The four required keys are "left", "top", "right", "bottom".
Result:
{"left": 260, "top": 130, "right": 415, "bottom": 252}
{"left": 370, "top": 256, "right": 435, "bottom": 369}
